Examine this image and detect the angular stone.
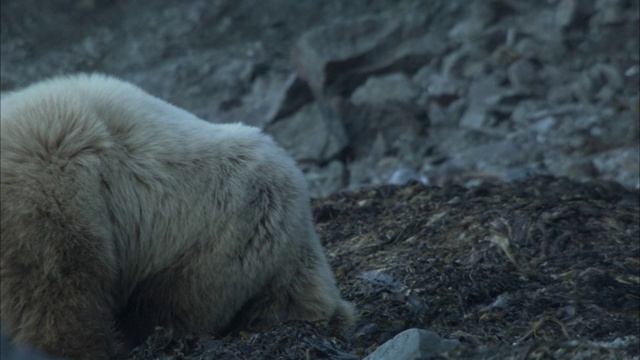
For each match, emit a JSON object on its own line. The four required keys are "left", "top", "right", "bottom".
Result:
{"left": 265, "top": 102, "right": 347, "bottom": 162}
{"left": 292, "top": 14, "right": 444, "bottom": 98}
{"left": 303, "top": 160, "right": 346, "bottom": 198}
{"left": 459, "top": 107, "right": 488, "bottom": 130}
{"left": 364, "top": 328, "right": 460, "bottom": 360}
{"left": 237, "top": 72, "right": 314, "bottom": 129}
{"left": 351, "top": 73, "right": 419, "bottom": 106}
{"left": 508, "top": 59, "right": 537, "bottom": 90}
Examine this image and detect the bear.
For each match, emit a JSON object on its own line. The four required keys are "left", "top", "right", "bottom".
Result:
{"left": 0, "top": 74, "right": 355, "bottom": 360}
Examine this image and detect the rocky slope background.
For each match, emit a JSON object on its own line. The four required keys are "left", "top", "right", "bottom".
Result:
{"left": 2, "top": 0, "right": 638, "bottom": 196}
{"left": 1, "top": 0, "right": 639, "bottom": 359}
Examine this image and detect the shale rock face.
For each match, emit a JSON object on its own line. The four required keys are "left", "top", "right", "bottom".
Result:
{"left": 1, "top": 0, "right": 638, "bottom": 197}
{"left": 1, "top": 1, "right": 639, "bottom": 359}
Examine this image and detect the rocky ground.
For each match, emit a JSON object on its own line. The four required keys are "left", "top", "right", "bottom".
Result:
{"left": 125, "top": 177, "right": 639, "bottom": 359}
{"left": 1, "top": 0, "right": 639, "bottom": 359}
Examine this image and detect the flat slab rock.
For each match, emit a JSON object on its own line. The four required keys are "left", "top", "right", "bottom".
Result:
{"left": 363, "top": 328, "right": 460, "bottom": 360}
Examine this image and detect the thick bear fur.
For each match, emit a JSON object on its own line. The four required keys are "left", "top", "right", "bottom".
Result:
{"left": 0, "top": 74, "right": 355, "bottom": 359}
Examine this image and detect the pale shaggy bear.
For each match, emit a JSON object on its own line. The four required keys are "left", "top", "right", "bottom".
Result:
{"left": 0, "top": 74, "right": 355, "bottom": 359}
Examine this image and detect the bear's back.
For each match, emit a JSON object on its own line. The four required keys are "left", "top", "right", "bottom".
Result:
{"left": 0, "top": 74, "right": 309, "bottom": 290}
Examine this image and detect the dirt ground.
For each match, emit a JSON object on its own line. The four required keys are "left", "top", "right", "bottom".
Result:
{"left": 126, "top": 176, "right": 639, "bottom": 359}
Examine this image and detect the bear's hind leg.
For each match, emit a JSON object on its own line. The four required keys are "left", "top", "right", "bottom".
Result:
{"left": 283, "top": 253, "right": 356, "bottom": 328}
{"left": 1, "top": 222, "right": 121, "bottom": 360}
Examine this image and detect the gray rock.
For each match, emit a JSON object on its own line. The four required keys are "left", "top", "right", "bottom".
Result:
{"left": 459, "top": 106, "right": 488, "bottom": 130}
{"left": 209, "top": 73, "right": 316, "bottom": 129}
{"left": 360, "top": 270, "right": 407, "bottom": 293}
{"left": 359, "top": 270, "right": 429, "bottom": 318}
{"left": 364, "top": 328, "right": 460, "bottom": 360}
{"left": 507, "top": 59, "right": 538, "bottom": 90}
{"left": 388, "top": 168, "right": 429, "bottom": 186}
{"left": 448, "top": 0, "right": 511, "bottom": 40}
{"left": 452, "top": 140, "right": 539, "bottom": 169}
{"left": 2, "top": 0, "right": 639, "bottom": 201}
{"left": 292, "top": 14, "right": 444, "bottom": 98}
{"left": 458, "top": 77, "right": 518, "bottom": 131}
{"left": 592, "top": 0, "right": 625, "bottom": 25}
{"left": 590, "top": 148, "right": 640, "bottom": 189}
{"left": 426, "top": 102, "right": 449, "bottom": 126}
{"left": 265, "top": 102, "right": 347, "bottom": 162}
{"left": 417, "top": 72, "right": 463, "bottom": 106}
{"left": 425, "top": 74, "right": 460, "bottom": 98}
{"left": 346, "top": 158, "right": 378, "bottom": 190}
{"left": 555, "top": 0, "right": 579, "bottom": 29}
{"left": 530, "top": 116, "right": 557, "bottom": 137}
{"left": 303, "top": 160, "right": 346, "bottom": 198}
{"left": 467, "top": 78, "right": 507, "bottom": 108}
{"left": 351, "top": 73, "right": 419, "bottom": 106}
